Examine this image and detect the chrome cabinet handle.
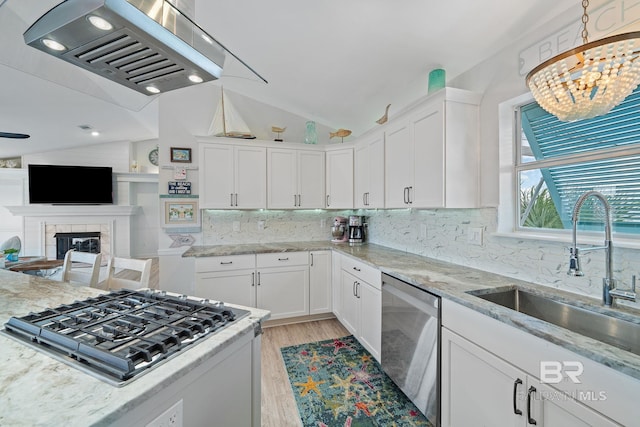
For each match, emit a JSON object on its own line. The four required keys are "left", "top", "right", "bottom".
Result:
{"left": 220, "top": 261, "right": 233, "bottom": 265}
{"left": 278, "top": 257, "right": 289, "bottom": 261}
{"left": 408, "top": 186, "right": 413, "bottom": 204}
{"left": 230, "top": 193, "right": 234, "bottom": 206}
{"left": 257, "top": 272, "right": 261, "bottom": 286}
{"left": 310, "top": 253, "right": 314, "bottom": 266}
{"left": 366, "top": 192, "right": 370, "bottom": 206}
{"left": 326, "top": 194, "right": 330, "bottom": 207}
{"left": 251, "top": 272, "right": 255, "bottom": 286}
{"left": 527, "top": 386, "right": 537, "bottom": 425}
{"left": 363, "top": 193, "right": 367, "bottom": 206}
{"left": 353, "top": 281, "right": 357, "bottom": 297}
{"left": 356, "top": 282, "right": 360, "bottom": 298}
{"left": 513, "top": 378, "right": 523, "bottom": 415}
{"left": 298, "top": 194, "right": 302, "bottom": 207}
{"left": 403, "top": 187, "right": 409, "bottom": 204}
{"left": 353, "top": 266, "right": 361, "bottom": 272}
{"left": 293, "top": 195, "right": 297, "bottom": 206}
{"left": 235, "top": 193, "right": 238, "bottom": 206}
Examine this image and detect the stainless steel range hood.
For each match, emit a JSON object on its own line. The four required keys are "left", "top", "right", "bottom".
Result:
{"left": 23, "top": 0, "right": 266, "bottom": 95}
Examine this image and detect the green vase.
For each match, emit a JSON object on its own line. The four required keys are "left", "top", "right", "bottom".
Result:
{"left": 304, "top": 121, "right": 317, "bottom": 144}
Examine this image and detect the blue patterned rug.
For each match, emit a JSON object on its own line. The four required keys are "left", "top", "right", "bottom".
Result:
{"left": 280, "top": 335, "right": 433, "bottom": 426}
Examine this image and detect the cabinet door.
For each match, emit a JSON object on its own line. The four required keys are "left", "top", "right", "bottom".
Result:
{"left": 412, "top": 104, "right": 445, "bottom": 208}
{"left": 309, "top": 251, "right": 332, "bottom": 315}
{"left": 368, "top": 134, "right": 385, "bottom": 208}
{"left": 195, "top": 269, "right": 256, "bottom": 308}
{"left": 340, "top": 270, "right": 359, "bottom": 335}
{"left": 441, "top": 328, "right": 523, "bottom": 427}
{"left": 325, "top": 148, "right": 353, "bottom": 209}
{"left": 297, "top": 150, "right": 325, "bottom": 208}
{"left": 257, "top": 266, "right": 309, "bottom": 320}
{"left": 267, "top": 148, "right": 297, "bottom": 208}
{"left": 354, "top": 142, "right": 370, "bottom": 209}
{"left": 385, "top": 121, "right": 413, "bottom": 208}
{"left": 358, "top": 281, "right": 381, "bottom": 361}
{"left": 529, "top": 379, "right": 620, "bottom": 427}
{"left": 235, "top": 146, "right": 266, "bottom": 209}
{"left": 199, "top": 144, "right": 235, "bottom": 209}
{"left": 331, "top": 251, "right": 343, "bottom": 319}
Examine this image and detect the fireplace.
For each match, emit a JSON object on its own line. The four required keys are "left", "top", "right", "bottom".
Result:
{"left": 54, "top": 232, "right": 101, "bottom": 260}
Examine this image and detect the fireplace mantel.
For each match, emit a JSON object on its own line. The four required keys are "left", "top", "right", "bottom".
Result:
{"left": 6, "top": 205, "right": 140, "bottom": 217}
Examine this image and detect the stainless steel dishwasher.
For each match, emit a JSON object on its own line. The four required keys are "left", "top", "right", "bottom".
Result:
{"left": 381, "top": 273, "right": 440, "bottom": 426}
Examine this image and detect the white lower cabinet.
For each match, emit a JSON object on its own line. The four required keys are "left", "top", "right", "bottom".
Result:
{"left": 338, "top": 256, "right": 381, "bottom": 361}
{"left": 442, "top": 300, "right": 627, "bottom": 427}
{"left": 195, "top": 251, "right": 332, "bottom": 321}
{"left": 309, "top": 250, "right": 332, "bottom": 315}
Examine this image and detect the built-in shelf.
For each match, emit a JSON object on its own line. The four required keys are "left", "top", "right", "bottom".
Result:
{"left": 5, "top": 205, "right": 141, "bottom": 217}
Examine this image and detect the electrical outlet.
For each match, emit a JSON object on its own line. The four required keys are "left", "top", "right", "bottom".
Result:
{"left": 320, "top": 218, "right": 327, "bottom": 228}
{"left": 257, "top": 220, "right": 265, "bottom": 231}
{"left": 146, "top": 399, "right": 183, "bottom": 427}
{"left": 468, "top": 227, "right": 483, "bottom": 246}
{"left": 233, "top": 221, "right": 241, "bottom": 232}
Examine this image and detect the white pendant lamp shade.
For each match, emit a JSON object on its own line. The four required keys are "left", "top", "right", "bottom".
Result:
{"left": 526, "top": 33, "right": 640, "bottom": 122}
{"left": 526, "top": 0, "right": 640, "bottom": 122}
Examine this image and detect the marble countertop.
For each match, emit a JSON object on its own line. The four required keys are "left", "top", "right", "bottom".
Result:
{"left": 185, "top": 241, "right": 640, "bottom": 380}
{"left": 0, "top": 269, "right": 270, "bottom": 426}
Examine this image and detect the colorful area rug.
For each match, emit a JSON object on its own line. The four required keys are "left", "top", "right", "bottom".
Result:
{"left": 281, "top": 335, "right": 433, "bottom": 426}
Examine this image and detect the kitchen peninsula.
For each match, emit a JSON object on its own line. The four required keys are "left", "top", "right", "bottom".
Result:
{"left": 0, "top": 269, "right": 269, "bottom": 427}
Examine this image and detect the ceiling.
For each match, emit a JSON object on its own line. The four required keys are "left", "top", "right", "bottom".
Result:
{"left": 0, "top": 0, "right": 580, "bottom": 158}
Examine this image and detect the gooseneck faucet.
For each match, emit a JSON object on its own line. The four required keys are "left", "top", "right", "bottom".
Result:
{"left": 568, "top": 190, "right": 635, "bottom": 306}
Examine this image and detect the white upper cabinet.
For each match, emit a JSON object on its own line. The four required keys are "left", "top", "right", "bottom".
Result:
{"left": 268, "top": 147, "right": 325, "bottom": 209}
{"left": 384, "top": 88, "right": 481, "bottom": 209}
{"left": 325, "top": 147, "right": 353, "bottom": 209}
{"left": 199, "top": 143, "right": 267, "bottom": 209}
{"left": 354, "top": 132, "right": 385, "bottom": 208}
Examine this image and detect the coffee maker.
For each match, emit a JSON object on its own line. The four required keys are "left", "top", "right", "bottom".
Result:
{"left": 331, "top": 217, "right": 348, "bottom": 243}
{"left": 348, "top": 215, "right": 366, "bottom": 244}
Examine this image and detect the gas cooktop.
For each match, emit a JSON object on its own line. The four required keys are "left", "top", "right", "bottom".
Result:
{"left": 2, "top": 289, "right": 250, "bottom": 386}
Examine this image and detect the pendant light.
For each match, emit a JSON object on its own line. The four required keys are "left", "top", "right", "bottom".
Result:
{"left": 526, "top": 0, "right": 640, "bottom": 122}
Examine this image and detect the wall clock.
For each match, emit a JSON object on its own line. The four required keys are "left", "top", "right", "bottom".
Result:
{"left": 148, "top": 147, "right": 159, "bottom": 166}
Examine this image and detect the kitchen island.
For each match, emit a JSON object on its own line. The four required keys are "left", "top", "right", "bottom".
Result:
{"left": 0, "top": 269, "right": 269, "bottom": 427}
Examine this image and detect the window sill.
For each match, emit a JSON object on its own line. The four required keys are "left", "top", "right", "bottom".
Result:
{"left": 493, "top": 230, "right": 640, "bottom": 251}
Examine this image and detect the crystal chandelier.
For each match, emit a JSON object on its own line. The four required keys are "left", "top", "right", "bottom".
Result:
{"left": 526, "top": 0, "right": 640, "bottom": 122}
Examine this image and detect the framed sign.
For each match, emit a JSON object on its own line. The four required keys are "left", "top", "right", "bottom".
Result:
{"left": 170, "top": 147, "right": 192, "bottom": 163}
{"left": 162, "top": 198, "right": 200, "bottom": 228}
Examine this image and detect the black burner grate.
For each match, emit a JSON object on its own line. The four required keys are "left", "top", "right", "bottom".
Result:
{"left": 3, "top": 290, "right": 249, "bottom": 384}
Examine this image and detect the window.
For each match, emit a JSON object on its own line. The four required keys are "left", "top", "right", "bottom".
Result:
{"left": 516, "top": 88, "right": 640, "bottom": 236}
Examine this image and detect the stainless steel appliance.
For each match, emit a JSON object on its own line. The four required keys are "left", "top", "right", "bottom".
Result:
{"left": 381, "top": 273, "right": 440, "bottom": 425}
{"left": 2, "top": 289, "right": 249, "bottom": 386}
{"left": 331, "top": 216, "right": 348, "bottom": 243}
{"left": 348, "top": 215, "right": 366, "bottom": 244}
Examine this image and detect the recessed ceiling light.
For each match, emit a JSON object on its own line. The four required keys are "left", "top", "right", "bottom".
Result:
{"left": 88, "top": 15, "right": 113, "bottom": 31}
{"left": 146, "top": 86, "right": 161, "bottom": 94}
{"left": 188, "top": 74, "right": 203, "bottom": 83}
{"left": 91, "top": 131, "right": 100, "bottom": 137}
{"left": 42, "top": 38, "right": 66, "bottom": 51}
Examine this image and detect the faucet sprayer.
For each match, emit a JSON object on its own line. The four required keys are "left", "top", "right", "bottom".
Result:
{"left": 568, "top": 190, "right": 635, "bottom": 306}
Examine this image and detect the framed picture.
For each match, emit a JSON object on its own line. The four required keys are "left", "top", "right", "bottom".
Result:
{"left": 162, "top": 198, "right": 200, "bottom": 228}
{"left": 170, "top": 147, "right": 192, "bottom": 163}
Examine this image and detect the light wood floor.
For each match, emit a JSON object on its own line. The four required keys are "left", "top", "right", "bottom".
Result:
{"left": 261, "top": 319, "right": 350, "bottom": 427}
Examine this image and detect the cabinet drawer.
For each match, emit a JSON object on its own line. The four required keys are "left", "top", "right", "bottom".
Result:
{"left": 341, "top": 255, "right": 381, "bottom": 289}
{"left": 195, "top": 254, "right": 256, "bottom": 273}
{"left": 257, "top": 251, "right": 308, "bottom": 268}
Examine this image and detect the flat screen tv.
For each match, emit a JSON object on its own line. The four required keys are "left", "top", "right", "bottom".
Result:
{"left": 28, "top": 164, "right": 113, "bottom": 204}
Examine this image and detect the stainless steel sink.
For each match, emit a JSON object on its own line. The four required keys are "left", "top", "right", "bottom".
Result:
{"left": 470, "top": 287, "right": 640, "bottom": 356}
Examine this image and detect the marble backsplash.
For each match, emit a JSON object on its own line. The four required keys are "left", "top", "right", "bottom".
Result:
{"left": 201, "top": 208, "right": 640, "bottom": 307}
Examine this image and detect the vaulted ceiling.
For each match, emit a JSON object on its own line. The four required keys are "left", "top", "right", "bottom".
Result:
{"left": 0, "top": 0, "right": 579, "bottom": 158}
